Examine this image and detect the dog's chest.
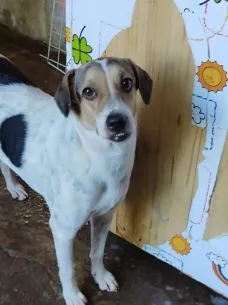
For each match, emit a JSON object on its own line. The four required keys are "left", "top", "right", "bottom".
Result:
{"left": 86, "top": 153, "right": 132, "bottom": 214}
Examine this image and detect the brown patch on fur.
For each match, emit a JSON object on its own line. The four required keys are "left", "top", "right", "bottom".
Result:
{"left": 55, "top": 58, "right": 151, "bottom": 130}
{"left": 104, "top": 61, "right": 138, "bottom": 114}
{"left": 76, "top": 63, "right": 110, "bottom": 129}
{"left": 104, "top": 57, "right": 152, "bottom": 105}
{"left": 76, "top": 60, "right": 139, "bottom": 129}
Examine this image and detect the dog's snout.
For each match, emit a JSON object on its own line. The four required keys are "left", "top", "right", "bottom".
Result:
{"left": 106, "top": 113, "right": 128, "bottom": 132}
{"left": 106, "top": 113, "right": 130, "bottom": 142}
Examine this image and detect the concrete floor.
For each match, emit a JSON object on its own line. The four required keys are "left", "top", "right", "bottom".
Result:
{"left": 0, "top": 26, "right": 227, "bottom": 305}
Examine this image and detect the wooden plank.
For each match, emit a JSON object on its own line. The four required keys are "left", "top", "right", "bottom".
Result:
{"left": 204, "top": 134, "right": 228, "bottom": 240}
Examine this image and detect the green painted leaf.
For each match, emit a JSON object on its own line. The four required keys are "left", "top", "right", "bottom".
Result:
{"left": 80, "top": 52, "right": 93, "bottom": 64}
{"left": 72, "top": 34, "right": 80, "bottom": 64}
{"left": 72, "top": 27, "right": 93, "bottom": 65}
{"left": 80, "top": 37, "right": 92, "bottom": 53}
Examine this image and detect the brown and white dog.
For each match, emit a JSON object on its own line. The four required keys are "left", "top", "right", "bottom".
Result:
{"left": 0, "top": 55, "right": 152, "bottom": 305}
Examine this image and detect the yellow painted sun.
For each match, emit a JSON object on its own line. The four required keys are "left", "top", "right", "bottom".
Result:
{"left": 197, "top": 61, "right": 228, "bottom": 92}
{"left": 169, "top": 234, "right": 191, "bottom": 255}
{"left": 65, "top": 27, "right": 71, "bottom": 43}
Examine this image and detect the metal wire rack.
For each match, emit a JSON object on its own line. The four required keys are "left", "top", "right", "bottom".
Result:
{"left": 41, "top": 0, "right": 66, "bottom": 74}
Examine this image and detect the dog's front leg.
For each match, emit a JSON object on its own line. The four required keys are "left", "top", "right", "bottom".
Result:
{"left": 90, "top": 209, "right": 118, "bottom": 292}
{"left": 49, "top": 217, "right": 87, "bottom": 305}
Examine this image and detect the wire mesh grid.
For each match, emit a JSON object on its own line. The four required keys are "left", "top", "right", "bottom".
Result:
{"left": 41, "top": 0, "right": 66, "bottom": 74}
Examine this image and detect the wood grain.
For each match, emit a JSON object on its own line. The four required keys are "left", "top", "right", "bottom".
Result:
{"left": 204, "top": 134, "right": 228, "bottom": 240}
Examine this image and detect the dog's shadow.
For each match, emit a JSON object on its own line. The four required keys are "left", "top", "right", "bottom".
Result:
{"left": 105, "top": 0, "right": 196, "bottom": 246}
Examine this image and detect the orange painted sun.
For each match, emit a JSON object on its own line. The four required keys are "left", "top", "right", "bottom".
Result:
{"left": 197, "top": 61, "right": 228, "bottom": 92}
{"left": 169, "top": 234, "right": 191, "bottom": 255}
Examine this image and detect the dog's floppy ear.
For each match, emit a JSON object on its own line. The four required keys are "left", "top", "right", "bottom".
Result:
{"left": 128, "top": 59, "right": 153, "bottom": 105}
{"left": 54, "top": 69, "right": 80, "bottom": 116}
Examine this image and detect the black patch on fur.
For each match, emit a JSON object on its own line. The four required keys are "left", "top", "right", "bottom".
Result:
{"left": 0, "top": 114, "right": 27, "bottom": 167}
{"left": 0, "top": 57, "right": 34, "bottom": 86}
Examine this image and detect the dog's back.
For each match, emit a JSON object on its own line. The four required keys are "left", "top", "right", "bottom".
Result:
{"left": 0, "top": 54, "right": 34, "bottom": 86}
{"left": 0, "top": 55, "right": 63, "bottom": 196}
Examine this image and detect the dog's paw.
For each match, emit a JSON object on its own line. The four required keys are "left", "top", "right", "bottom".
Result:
{"left": 93, "top": 269, "right": 119, "bottom": 292}
{"left": 8, "top": 183, "right": 28, "bottom": 201}
{"left": 63, "top": 290, "right": 87, "bottom": 305}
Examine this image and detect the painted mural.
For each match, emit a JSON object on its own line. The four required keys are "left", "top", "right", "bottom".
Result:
{"left": 144, "top": 0, "right": 228, "bottom": 297}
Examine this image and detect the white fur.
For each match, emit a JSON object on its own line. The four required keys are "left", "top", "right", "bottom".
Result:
{"left": 0, "top": 59, "right": 137, "bottom": 305}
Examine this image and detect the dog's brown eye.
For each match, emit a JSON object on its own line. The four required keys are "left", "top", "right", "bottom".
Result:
{"left": 82, "top": 87, "right": 97, "bottom": 100}
{"left": 120, "top": 78, "right": 133, "bottom": 92}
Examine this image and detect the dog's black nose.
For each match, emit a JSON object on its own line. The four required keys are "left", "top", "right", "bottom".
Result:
{"left": 106, "top": 113, "right": 128, "bottom": 132}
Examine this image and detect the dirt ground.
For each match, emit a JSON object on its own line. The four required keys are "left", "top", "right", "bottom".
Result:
{"left": 0, "top": 25, "right": 227, "bottom": 305}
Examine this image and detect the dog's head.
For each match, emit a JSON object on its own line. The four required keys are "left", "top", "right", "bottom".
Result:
{"left": 54, "top": 57, "right": 153, "bottom": 142}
